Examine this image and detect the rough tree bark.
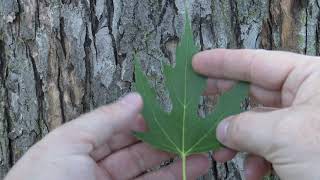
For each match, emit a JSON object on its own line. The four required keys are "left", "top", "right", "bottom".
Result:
{"left": 0, "top": 0, "right": 319, "bottom": 179}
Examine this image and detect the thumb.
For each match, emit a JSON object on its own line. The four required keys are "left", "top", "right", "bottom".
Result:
{"left": 216, "top": 108, "right": 282, "bottom": 156}
{"left": 54, "top": 93, "right": 143, "bottom": 149}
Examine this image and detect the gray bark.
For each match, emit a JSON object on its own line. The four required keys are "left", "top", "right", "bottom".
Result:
{"left": 0, "top": 0, "right": 319, "bottom": 179}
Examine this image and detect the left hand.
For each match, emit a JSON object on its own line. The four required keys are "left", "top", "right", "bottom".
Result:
{"left": 5, "top": 93, "right": 210, "bottom": 180}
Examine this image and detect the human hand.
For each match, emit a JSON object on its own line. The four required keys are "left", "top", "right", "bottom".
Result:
{"left": 5, "top": 93, "right": 210, "bottom": 180}
{"left": 193, "top": 49, "right": 320, "bottom": 180}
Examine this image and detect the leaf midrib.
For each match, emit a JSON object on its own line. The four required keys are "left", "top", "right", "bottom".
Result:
{"left": 182, "top": 48, "right": 187, "bottom": 155}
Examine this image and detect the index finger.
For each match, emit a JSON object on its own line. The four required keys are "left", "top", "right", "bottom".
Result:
{"left": 192, "top": 49, "right": 311, "bottom": 91}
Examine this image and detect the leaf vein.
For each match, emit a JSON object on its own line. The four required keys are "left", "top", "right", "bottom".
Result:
{"left": 185, "top": 114, "right": 225, "bottom": 154}
{"left": 152, "top": 112, "right": 182, "bottom": 153}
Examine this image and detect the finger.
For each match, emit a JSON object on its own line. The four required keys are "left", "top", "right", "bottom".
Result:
{"left": 213, "top": 148, "right": 237, "bottom": 162}
{"left": 50, "top": 93, "right": 143, "bottom": 151}
{"left": 292, "top": 71, "right": 320, "bottom": 106}
{"left": 204, "top": 78, "right": 282, "bottom": 107}
{"left": 98, "top": 143, "right": 174, "bottom": 179}
{"left": 250, "top": 85, "right": 282, "bottom": 107}
{"left": 251, "top": 107, "right": 279, "bottom": 113}
{"left": 135, "top": 155, "right": 210, "bottom": 180}
{"left": 91, "top": 134, "right": 138, "bottom": 161}
{"left": 245, "top": 155, "right": 272, "bottom": 180}
{"left": 193, "top": 49, "right": 309, "bottom": 91}
{"left": 204, "top": 78, "right": 235, "bottom": 95}
{"left": 91, "top": 115, "right": 146, "bottom": 161}
{"left": 216, "top": 110, "right": 284, "bottom": 156}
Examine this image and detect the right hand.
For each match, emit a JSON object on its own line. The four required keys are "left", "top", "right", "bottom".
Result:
{"left": 192, "top": 49, "right": 320, "bottom": 180}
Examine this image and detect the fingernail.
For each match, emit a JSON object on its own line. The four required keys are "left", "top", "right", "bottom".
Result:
{"left": 216, "top": 117, "right": 232, "bottom": 143}
{"left": 252, "top": 107, "right": 278, "bottom": 112}
{"left": 192, "top": 54, "right": 202, "bottom": 69}
{"left": 192, "top": 53, "right": 201, "bottom": 61}
{"left": 120, "top": 93, "right": 142, "bottom": 106}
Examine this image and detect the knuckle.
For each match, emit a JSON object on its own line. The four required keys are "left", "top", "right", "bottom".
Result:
{"left": 163, "top": 168, "right": 179, "bottom": 180}
{"left": 127, "top": 146, "right": 146, "bottom": 172}
{"left": 98, "top": 103, "right": 123, "bottom": 118}
{"left": 227, "top": 115, "right": 246, "bottom": 145}
{"left": 226, "top": 112, "right": 256, "bottom": 147}
{"left": 269, "top": 110, "right": 296, "bottom": 147}
{"left": 242, "top": 49, "right": 264, "bottom": 81}
{"left": 99, "top": 105, "right": 115, "bottom": 114}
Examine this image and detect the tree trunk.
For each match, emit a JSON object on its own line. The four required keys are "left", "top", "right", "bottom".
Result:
{"left": 0, "top": 0, "right": 319, "bottom": 179}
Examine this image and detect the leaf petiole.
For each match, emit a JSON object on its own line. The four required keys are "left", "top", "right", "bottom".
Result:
{"left": 181, "top": 153, "right": 187, "bottom": 180}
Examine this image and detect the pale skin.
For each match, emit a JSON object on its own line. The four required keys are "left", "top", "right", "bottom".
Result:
{"left": 5, "top": 49, "right": 320, "bottom": 180}
{"left": 193, "top": 49, "right": 320, "bottom": 180}
{"left": 4, "top": 93, "right": 210, "bottom": 180}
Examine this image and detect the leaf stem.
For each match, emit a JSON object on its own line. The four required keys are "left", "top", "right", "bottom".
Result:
{"left": 182, "top": 153, "right": 187, "bottom": 180}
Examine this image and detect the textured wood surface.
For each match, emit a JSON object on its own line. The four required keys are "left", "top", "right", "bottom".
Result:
{"left": 0, "top": 0, "right": 319, "bottom": 179}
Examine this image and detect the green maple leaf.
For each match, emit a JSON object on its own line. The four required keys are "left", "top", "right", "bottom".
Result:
{"left": 134, "top": 12, "right": 249, "bottom": 180}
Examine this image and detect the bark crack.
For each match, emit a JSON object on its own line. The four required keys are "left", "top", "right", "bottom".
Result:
{"left": 211, "top": 154, "right": 218, "bottom": 179}
{"left": 34, "top": 0, "right": 40, "bottom": 38}
{"left": 83, "top": 26, "right": 92, "bottom": 112}
{"left": 89, "top": 0, "right": 99, "bottom": 34}
{"left": 157, "top": 0, "right": 169, "bottom": 27}
{"left": 198, "top": 6, "right": 204, "bottom": 51}
{"left": 268, "top": 0, "right": 274, "bottom": 50}
{"left": 230, "top": 0, "right": 242, "bottom": 47}
{"left": 224, "top": 163, "right": 229, "bottom": 178}
{"left": 172, "top": 3, "right": 178, "bottom": 37}
{"left": 317, "top": 20, "right": 320, "bottom": 56}
{"left": 56, "top": 17, "right": 67, "bottom": 122}
{"left": 316, "top": 0, "right": 320, "bottom": 56}
{"left": 57, "top": 57, "right": 66, "bottom": 123}
{"left": 59, "top": 17, "right": 67, "bottom": 59}
{"left": 27, "top": 45, "right": 47, "bottom": 138}
{"left": 16, "top": 0, "right": 22, "bottom": 37}
{"left": 4, "top": 108, "right": 13, "bottom": 168}
{"left": 305, "top": 5, "right": 308, "bottom": 54}
{"left": 106, "top": 0, "right": 119, "bottom": 65}
{"left": 0, "top": 41, "right": 5, "bottom": 82}
{"left": 0, "top": 39, "right": 11, "bottom": 171}
{"left": 2, "top": 58, "right": 12, "bottom": 168}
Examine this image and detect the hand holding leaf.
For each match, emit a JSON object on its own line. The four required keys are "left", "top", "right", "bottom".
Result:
{"left": 134, "top": 12, "right": 249, "bottom": 180}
